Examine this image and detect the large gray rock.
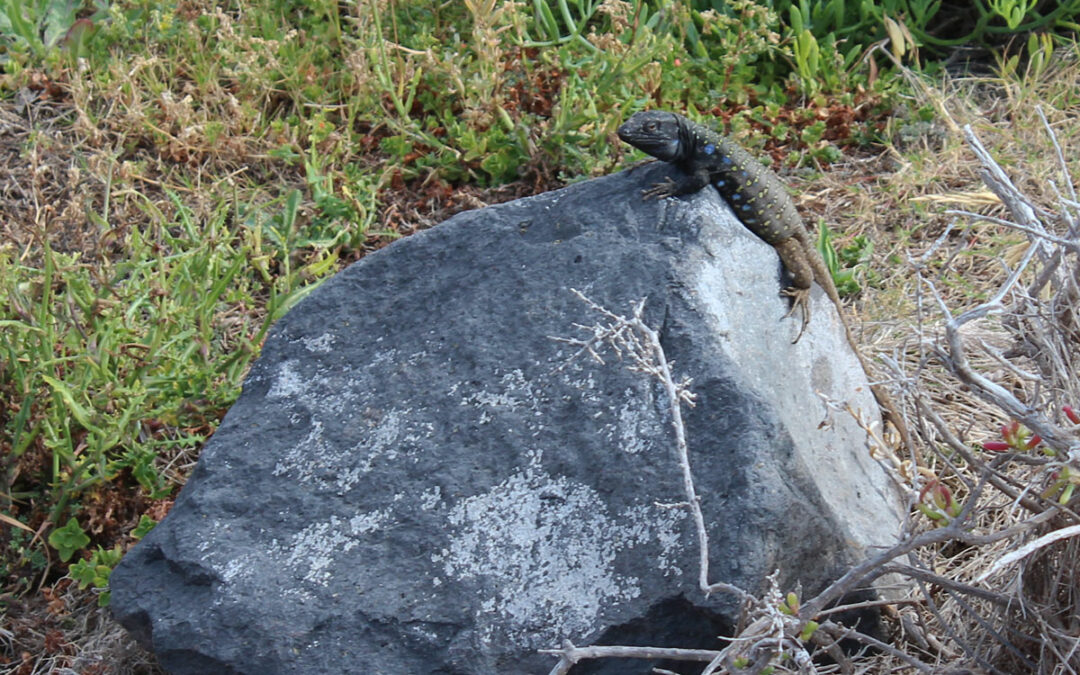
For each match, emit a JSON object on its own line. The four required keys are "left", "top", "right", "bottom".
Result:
{"left": 110, "top": 163, "right": 904, "bottom": 674}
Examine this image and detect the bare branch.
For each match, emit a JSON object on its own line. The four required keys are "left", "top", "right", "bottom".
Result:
{"left": 943, "top": 208, "right": 1080, "bottom": 252}
{"left": 922, "top": 267, "right": 1074, "bottom": 452}
{"left": 1037, "top": 105, "right": 1078, "bottom": 205}
{"left": 962, "top": 125, "right": 1049, "bottom": 254}
{"left": 798, "top": 504, "right": 1054, "bottom": 623}
{"left": 818, "top": 621, "right": 933, "bottom": 672}
{"left": 551, "top": 289, "right": 749, "bottom": 602}
{"left": 976, "top": 523, "right": 1080, "bottom": 582}
{"left": 541, "top": 640, "right": 720, "bottom": 674}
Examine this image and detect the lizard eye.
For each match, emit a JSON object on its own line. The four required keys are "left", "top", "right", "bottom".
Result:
{"left": 645, "top": 122, "right": 657, "bottom": 131}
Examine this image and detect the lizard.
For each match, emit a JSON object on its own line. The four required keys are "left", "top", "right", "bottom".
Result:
{"left": 617, "top": 109, "right": 911, "bottom": 451}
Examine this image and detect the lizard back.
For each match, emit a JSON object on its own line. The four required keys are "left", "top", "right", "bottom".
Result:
{"left": 685, "top": 120, "right": 804, "bottom": 246}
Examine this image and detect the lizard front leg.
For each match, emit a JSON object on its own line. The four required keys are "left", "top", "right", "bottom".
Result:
{"left": 773, "top": 237, "right": 815, "bottom": 341}
{"left": 641, "top": 168, "right": 711, "bottom": 200}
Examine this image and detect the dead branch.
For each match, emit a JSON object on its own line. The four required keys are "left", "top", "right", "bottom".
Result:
{"left": 551, "top": 289, "right": 749, "bottom": 601}
{"left": 541, "top": 640, "right": 721, "bottom": 675}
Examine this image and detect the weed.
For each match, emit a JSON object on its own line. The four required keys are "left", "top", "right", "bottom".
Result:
{"left": 46, "top": 517, "right": 89, "bottom": 562}
{"left": 0, "top": 0, "right": 97, "bottom": 65}
{"left": 69, "top": 544, "right": 121, "bottom": 606}
{"left": 815, "top": 221, "right": 876, "bottom": 297}
{"left": 0, "top": 191, "right": 330, "bottom": 575}
{"left": 764, "top": 0, "right": 1080, "bottom": 58}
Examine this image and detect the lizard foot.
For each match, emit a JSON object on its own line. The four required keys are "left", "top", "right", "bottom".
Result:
{"left": 642, "top": 177, "right": 678, "bottom": 200}
{"left": 782, "top": 286, "right": 811, "bottom": 343}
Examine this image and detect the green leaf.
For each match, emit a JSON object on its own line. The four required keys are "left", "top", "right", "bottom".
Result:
{"left": 48, "top": 517, "right": 90, "bottom": 562}
{"left": 788, "top": 3, "right": 804, "bottom": 34}
{"left": 1060, "top": 483, "right": 1075, "bottom": 505}
{"left": 41, "top": 374, "right": 101, "bottom": 434}
{"left": 0, "top": 0, "right": 42, "bottom": 49}
{"left": 42, "top": 0, "right": 79, "bottom": 48}
{"left": 816, "top": 221, "right": 840, "bottom": 279}
{"left": 69, "top": 558, "right": 100, "bottom": 587}
{"left": 794, "top": 29, "right": 820, "bottom": 92}
{"left": 70, "top": 545, "right": 122, "bottom": 606}
{"left": 132, "top": 514, "right": 157, "bottom": 540}
{"left": 536, "top": 0, "right": 560, "bottom": 42}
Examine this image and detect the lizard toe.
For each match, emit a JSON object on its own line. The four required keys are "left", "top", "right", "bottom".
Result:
{"left": 642, "top": 177, "right": 677, "bottom": 200}
{"left": 781, "top": 287, "right": 811, "bottom": 342}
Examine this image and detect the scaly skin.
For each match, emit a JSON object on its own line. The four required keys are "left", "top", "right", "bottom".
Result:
{"left": 617, "top": 110, "right": 911, "bottom": 450}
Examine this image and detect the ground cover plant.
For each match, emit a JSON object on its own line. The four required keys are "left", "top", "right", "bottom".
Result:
{"left": 3, "top": 0, "right": 1080, "bottom": 672}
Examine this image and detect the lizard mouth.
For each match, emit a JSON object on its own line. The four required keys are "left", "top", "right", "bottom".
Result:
{"left": 618, "top": 127, "right": 680, "bottom": 162}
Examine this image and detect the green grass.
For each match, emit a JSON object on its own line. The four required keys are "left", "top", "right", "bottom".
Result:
{"left": 0, "top": 190, "right": 316, "bottom": 588}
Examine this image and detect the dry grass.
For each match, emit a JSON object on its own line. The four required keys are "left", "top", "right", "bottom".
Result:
{"left": 0, "top": 97, "right": 108, "bottom": 256}
{"left": 795, "top": 46, "right": 1080, "bottom": 675}
{"left": 2, "top": 581, "right": 162, "bottom": 675}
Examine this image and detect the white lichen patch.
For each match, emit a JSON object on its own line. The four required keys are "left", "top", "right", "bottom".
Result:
{"left": 272, "top": 419, "right": 330, "bottom": 480}
{"left": 618, "top": 504, "right": 685, "bottom": 576}
{"left": 266, "top": 359, "right": 361, "bottom": 415}
{"left": 555, "top": 360, "right": 598, "bottom": 400}
{"left": 220, "top": 556, "right": 249, "bottom": 584}
{"left": 433, "top": 451, "right": 687, "bottom": 648}
{"left": 419, "top": 485, "right": 442, "bottom": 511}
{"left": 209, "top": 509, "right": 393, "bottom": 599}
{"left": 281, "top": 512, "right": 391, "bottom": 586}
{"left": 458, "top": 369, "right": 540, "bottom": 413}
{"left": 266, "top": 357, "right": 433, "bottom": 493}
{"left": 612, "top": 391, "right": 662, "bottom": 454}
{"left": 329, "top": 410, "right": 413, "bottom": 492}
{"left": 560, "top": 373, "right": 662, "bottom": 455}
{"left": 266, "top": 359, "right": 309, "bottom": 401}
{"left": 301, "top": 333, "right": 335, "bottom": 353}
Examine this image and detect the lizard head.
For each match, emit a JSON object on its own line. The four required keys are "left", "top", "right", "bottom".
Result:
{"left": 617, "top": 110, "right": 683, "bottom": 162}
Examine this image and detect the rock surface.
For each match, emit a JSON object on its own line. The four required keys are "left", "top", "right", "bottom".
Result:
{"left": 110, "top": 163, "right": 904, "bottom": 674}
